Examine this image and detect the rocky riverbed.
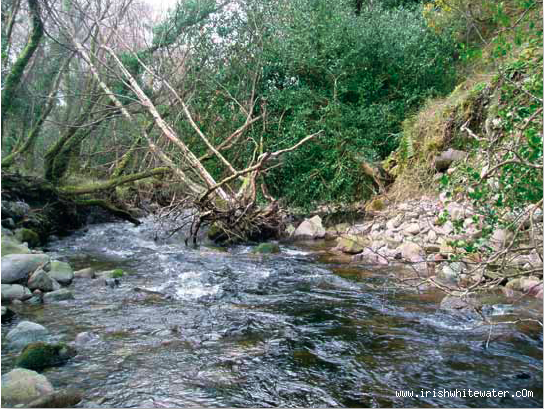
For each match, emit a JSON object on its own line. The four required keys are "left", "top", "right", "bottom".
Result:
{"left": 1, "top": 198, "right": 543, "bottom": 407}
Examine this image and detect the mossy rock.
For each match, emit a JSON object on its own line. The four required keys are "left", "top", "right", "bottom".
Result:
{"left": 16, "top": 342, "right": 77, "bottom": 370}
{"left": 14, "top": 228, "right": 41, "bottom": 248}
{"left": 253, "top": 243, "right": 281, "bottom": 254}
{"left": 112, "top": 269, "right": 124, "bottom": 278}
{"left": 366, "top": 198, "right": 385, "bottom": 211}
{"left": 1, "top": 235, "right": 31, "bottom": 256}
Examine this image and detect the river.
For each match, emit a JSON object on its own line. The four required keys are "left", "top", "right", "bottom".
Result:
{"left": 1, "top": 218, "right": 542, "bottom": 407}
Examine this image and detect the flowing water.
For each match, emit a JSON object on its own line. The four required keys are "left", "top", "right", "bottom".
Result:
{"left": 1, "top": 219, "right": 543, "bottom": 407}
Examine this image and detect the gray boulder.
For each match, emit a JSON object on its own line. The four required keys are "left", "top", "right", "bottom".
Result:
{"left": 293, "top": 215, "right": 326, "bottom": 240}
{"left": 46, "top": 261, "right": 74, "bottom": 285}
{"left": 1, "top": 254, "right": 50, "bottom": 284}
{"left": 6, "top": 321, "right": 49, "bottom": 350}
{"left": 434, "top": 149, "right": 468, "bottom": 171}
{"left": 1, "top": 368, "right": 54, "bottom": 407}
{"left": 2, "top": 284, "right": 32, "bottom": 302}
{"left": 43, "top": 288, "right": 74, "bottom": 303}
{"left": 27, "top": 268, "right": 61, "bottom": 292}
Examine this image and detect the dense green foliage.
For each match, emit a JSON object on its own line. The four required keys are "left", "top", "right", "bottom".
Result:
{"left": 167, "top": 0, "right": 456, "bottom": 207}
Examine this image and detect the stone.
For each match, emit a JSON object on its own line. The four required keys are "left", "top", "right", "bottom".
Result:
{"left": 427, "top": 229, "right": 437, "bottom": 242}
{"left": 440, "top": 294, "right": 481, "bottom": 312}
{"left": 334, "top": 235, "right": 369, "bottom": 254}
{"left": 423, "top": 243, "right": 441, "bottom": 253}
{"left": 438, "top": 262, "right": 466, "bottom": 284}
{"left": 1, "top": 254, "right": 50, "bottom": 284}
{"left": 2, "top": 283, "right": 32, "bottom": 302}
{"left": 14, "top": 228, "right": 40, "bottom": 248}
{"left": 1, "top": 235, "right": 31, "bottom": 256}
{"left": 490, "top": 228, "right": 513, "bottom": 250}
{"left": 446, "top": 202, "right": 471, "bottom": 221}
{"left": 2, "top": 305, "right": 16, "bottom": 323}
{"left": 434, "top": 149, "right": 468, "bottom": 171}
{"left": 347, "top": 223, "right": 372, "bottom": 235}
{"left": 398, "top": 242, "right": 424, "bottom": 263}
{"left": 403, "top": 223, "right": 420, "bottom": 235}
{"left": 293, "top": 216, "right": 326, "bottom": 240}
{"left": 439, "top": 240, "right": 455, "bottom": 256}
{"left": 16, "top": 342, "right": 77, "bottom": 370}
{"left": 253, "top": 243, "right": 281, "bottom": 254}
{"left": 43, "top": 288, "right": 74, "bottom": 302}
{"left": 363, "top": 248, "right": 388, "bottom": 265}
{"left": 26, "top": 389, "right": 83, "bottom": 408}
{"left": 6, "top": 321, "right": 49, "bottom": 350}
{"left": 27, "top": 268, "right": 61, "bottom": 292}
{"left": 1, "top": 368, "right": 54, "bottom": 407}
{"left": 75, "top": 332, "right": 100, "bottom": 346}
{"left": 74, "top": 267, "right": 96, "bottom": 279}
{"left": 46, "top": 261, "right": 74, "bottom": 285}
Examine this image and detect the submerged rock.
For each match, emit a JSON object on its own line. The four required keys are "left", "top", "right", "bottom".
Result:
{"left": 334, "top": 235, "right": 369, "bottom": 254}
{"left": 26, "top": 389, "right": 83, "bottom": 408}
{"left": 1, "top": 254, "right": 50, "bottom": 284}
{"left": 16, "top": 342, "right": 77, "bottom": 370}
{"left": 6, "top": 321, "right": 49, "bottom": 350}
{"left": 1, "top": 368, "right": 54, "bottom": 407}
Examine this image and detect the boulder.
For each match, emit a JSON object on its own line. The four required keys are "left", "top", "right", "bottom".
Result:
{"left": 434, "top": 149, "right": 468, "bottom": 171}
{"left": 427, "top": 229, "right": 438, "bottom": 242}
{"left": 43, "top": 288, "right": 74, "bottom": 303}
{"left": 16, "top": 342, "right": 77, "bottom": 370}
{"left": 403, "top": 223, "right": 420, "bottom": 235}
{"left": 398, "top": 242, "right": 424, "bottom": 263}
{"left": 1, "top": 254, "right": 50, "bottom": 284}
{"left": 6, "top": 321, "right": 49, "bottom": 350}
{"left": 14, "top": 228, "right": 41, "bottom": 248}
{"left": 293, "top": 216, "right": 326, "bottom": 240}
{"left": 1, "top": 235, "right": 31, "bottom": 256}
{"left": 1, "top": 368, "right": 54, "bottom": 407}
{"left": 74, "top": 268, "right": 95, "bottom": 279}
{"left": 334, "top": 235, "right": 369, "bottom": 254}
{"left": 386, "top": 214, "right": 403, "bottom": 230}
{"left": 253, "top": 243, "right": 281, "bottom": 254}
{"left": 46, "top": 261, "right": 74, "bottom": 285}
{"left": 27, "top": 268, "right": 61, "bottom": 292}
{"left": 2, "top": 284, "right": 32, "bottom": 302}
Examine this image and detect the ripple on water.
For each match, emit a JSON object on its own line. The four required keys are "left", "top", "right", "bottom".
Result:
{"left": 3, "top": 219, "right": 542, "bottom": 408}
